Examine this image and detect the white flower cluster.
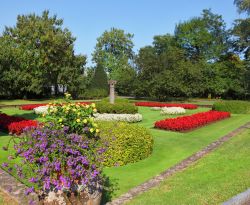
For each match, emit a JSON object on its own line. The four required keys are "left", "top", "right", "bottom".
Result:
{"left": 151, "top": 107, "right": 161, "bottom": 111}
{"left": 33, "top": 106, "right": 49, "bottom": 114}
{"left": 160, "top": 107, "right": 186, "bottom": 115}
{"left": 94, "top": 113, "right": 142, "bottom": 123}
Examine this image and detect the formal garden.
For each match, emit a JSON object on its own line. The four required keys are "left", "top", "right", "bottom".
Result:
{"left": 0, "top": 0, "right": 250, "bottom": 204}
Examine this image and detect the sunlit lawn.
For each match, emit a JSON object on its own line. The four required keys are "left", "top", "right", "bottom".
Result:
{"left": 0, "top": 106, "right": 250, "bottom": 203}
{"left": 128, "top": 127, "right": 250, "bottom": 205}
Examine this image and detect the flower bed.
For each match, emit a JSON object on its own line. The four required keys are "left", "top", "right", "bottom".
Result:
{"left": 20, "top": 103, "right": 47, "bottom": 110}
{"left": 160, "top": 107, "right": 186, "bottom": 115}
{"left": 20, "top": 102, "right": 92, "bottom": 110}
{"left": 135, "top": 102, "right": 197, "bottom": 109}
{"left": 155, "top": 110, "right": 230, "bottom": 131}
{"left": 0, "top": 113, "right": 38, "bottom": 135}
{"left": 8, "top": 120, "right": 38, "bottom": 135}
{"left": 2, "top": 93, "right": 104, "bottom": 204}
{"left": 33, "top": 105, "right": 49, "bottom": 114}
{"left": 94, "top": 113, "right": 142, "bottom": 123}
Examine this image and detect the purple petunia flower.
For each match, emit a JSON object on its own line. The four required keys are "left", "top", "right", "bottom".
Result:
{"left": 29, "top": 177, "right": 38, "bottom": 183}
{"left": 1, "top": 162, "right": 8, "bottom": 168}
{"left": 25, "top": 187, "right": 34, "bottom": 195}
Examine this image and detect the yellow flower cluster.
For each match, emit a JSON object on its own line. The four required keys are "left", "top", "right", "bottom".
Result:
{"left": 64, "top": 92, "right": 71, "bottom": 98}
{"left": 44, "top": 99, "right": 99, "bottom": 134}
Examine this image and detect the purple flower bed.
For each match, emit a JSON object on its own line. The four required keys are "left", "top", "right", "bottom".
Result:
{"left": 4, "top": 124, "right": 105, "bottom": 195}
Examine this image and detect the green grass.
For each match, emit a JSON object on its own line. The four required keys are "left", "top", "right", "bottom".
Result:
{"left": 1, "top": 106, "right": 250, "bottom": 202}
{"left": 127, "top": 127, "right": 250, "bottom": 205}
{"left": 0, "top": 99, "right": 94, "bottom": 106}
{"left": 103, "top": 107, "right": 250, "bottom": 199}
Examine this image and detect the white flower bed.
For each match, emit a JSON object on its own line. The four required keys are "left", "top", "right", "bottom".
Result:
{"left": 94, "top": 113, "right": 142, "bottom": 123}
{"left": 33, "top": 106, "right": 49, "bottom": 114}
{"left": 160, "top": 107, "right": 186, "bottom": 115}
{"left": 151, "top": 107, "right": 161, "bottom": 111}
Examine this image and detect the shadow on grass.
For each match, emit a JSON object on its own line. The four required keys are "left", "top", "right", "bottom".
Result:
{"left": 0, "top": 131, "right": 9, "bottom": 137}
{"left": 12, "top": 113, "right": 38, "bottom": 120}
{"left": 101, "top": 175, "right": 119, "bottom": 204}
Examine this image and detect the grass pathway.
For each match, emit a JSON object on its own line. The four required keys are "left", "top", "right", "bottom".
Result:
{"left": 127, "top": 125, "right": 250, "bottom": 205}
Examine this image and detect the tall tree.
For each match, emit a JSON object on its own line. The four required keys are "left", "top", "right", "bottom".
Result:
{"left": 90, "top": 63, "right": 108, "bottom": 90}
{"left": 0, "top": 10, "right": 86, "bottom": 98}
{"left": 234, "top": 0, "right": 250, "bottom": 14}
{"left": 175, "top": 9, "right": 229, "bottom": 62}
{"left": 92, "top": 28, "right": 136, "bottom": 95}
{"left": 92, "top": 28, "right": 134, "bottom": 76}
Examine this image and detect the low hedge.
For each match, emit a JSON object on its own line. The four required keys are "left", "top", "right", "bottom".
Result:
{"left": 98, "top": 121, "right": 153, "bottom": 167}
{"left": 96, "top": 101, "right": 138, "bottom": 114}
{"left": 212, "top": 100, "right": 250, "bottom": 114}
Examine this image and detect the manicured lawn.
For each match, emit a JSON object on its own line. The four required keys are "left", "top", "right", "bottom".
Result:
{"left": 103, "top": 107, "right": 250, "bottom": 199}
{"left": 0, "top": 99, "right": 94, "bottom": 106}
{"left": 127, "top": 127, "right": 250, "bottom": 205}
{"left": 1, "top": 106, "right": 250, "bottom": 202}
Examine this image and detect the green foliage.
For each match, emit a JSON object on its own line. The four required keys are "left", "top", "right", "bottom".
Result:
{"left": 234, "top": 0, "right": 250, "bottom": 14}
{"left": 96, "top": 100, "right": 138, "bottom": 114}
{"left": 90, "top": 63, "right": 108, "bottom": 90}
{"left": 112, "top": 66, "right": 137, "bottom": 96}
{"left": 82, "top": 89, "right": 108, "bottom": 99}
{"left": 212, "top": 100, "right": 250, "bottom": 114}
{"left": 101, "top": 97, "right": 130, "bottom": 103}
{"left": 0, "top": 10, "right": 86, "bottom": 98}
{"left": 135, "top": 9, "right": 248, "bottom": 100}
{"left": 92, "top": 28, "right": 137, "bottom": 95}
{"left": 175, "top": 9, "right": 229, "bottom": 61}
{"left": 92, "top": 27, "right": 134, "bottom": 73}
{"left": 232, "top": 18, "right": 250, "bottom": 61}
{"left": 98, "top": 121, "right": 153, "bottom": 167}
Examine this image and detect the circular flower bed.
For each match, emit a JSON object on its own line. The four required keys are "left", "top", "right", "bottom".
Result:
{"left": 160, "top": 107, "right": 186, "bottom": 115}
{"left": 94, "top": 113, "right": 142, "bottom": 123}
{"left": 98, "top": 121, "right": 153, "bottom": 167}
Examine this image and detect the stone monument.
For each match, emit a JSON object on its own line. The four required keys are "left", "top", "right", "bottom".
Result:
{"left": 108, "top": 80, "right": 117, "bottom": 104}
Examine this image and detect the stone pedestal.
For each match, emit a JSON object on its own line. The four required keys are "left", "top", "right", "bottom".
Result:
{"left": 108, "top": 80, "right": 117, "bottom": 104}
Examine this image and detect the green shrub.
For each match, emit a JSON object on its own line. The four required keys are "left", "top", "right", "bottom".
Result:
{"left": 82, "top": 88, "right": 108, "bottom": 99}
{"left": 212, "top": 100, "right": 250, "bottom": 114}
{"left": 101, "top": 97, "right": 130, "bottom": 103}
{"left": 96, "top": 100, "right": 138, "bottom": 114}
{"left": 98, "top": 121, "right": 153, "bottom": 167}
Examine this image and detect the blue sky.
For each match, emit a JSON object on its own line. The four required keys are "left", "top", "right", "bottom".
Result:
{"left": 0, "top": 0, "right": 244, "bottom": 65}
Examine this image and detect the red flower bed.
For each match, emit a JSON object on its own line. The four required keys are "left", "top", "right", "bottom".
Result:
{"left": 0, "top": 113, "right": 38, "bottom": 135}
{"left": 154, "top": 110, "right": 230, "bottom": 131}
{"left": 20, "top": 102, "right": 92, "bottom": 110}
{"left": 20, "top": 104, "right": 48, "bottom": 110}
{"left": 135, "top": 102, "right": 198, "bottom": 109}
{"left": 8, "top": 120, "right": 38, "bottom": 135}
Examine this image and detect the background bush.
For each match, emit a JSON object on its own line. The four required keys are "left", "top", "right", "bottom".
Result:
{"left": 98, "top": 121, "right": 153, "bottom": 166}
{"left": 96, "top": 99, "right": 138, "bottom": 114}
{"left": 212, "top": 100, "right": 250, "bottom": 114}
{"left": 81, "top": 88, "right": 108, "bottom": 99}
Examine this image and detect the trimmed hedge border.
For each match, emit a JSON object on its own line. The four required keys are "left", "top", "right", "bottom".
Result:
{"left": 213, "top": 100, "right": 250, "bottom": 114}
